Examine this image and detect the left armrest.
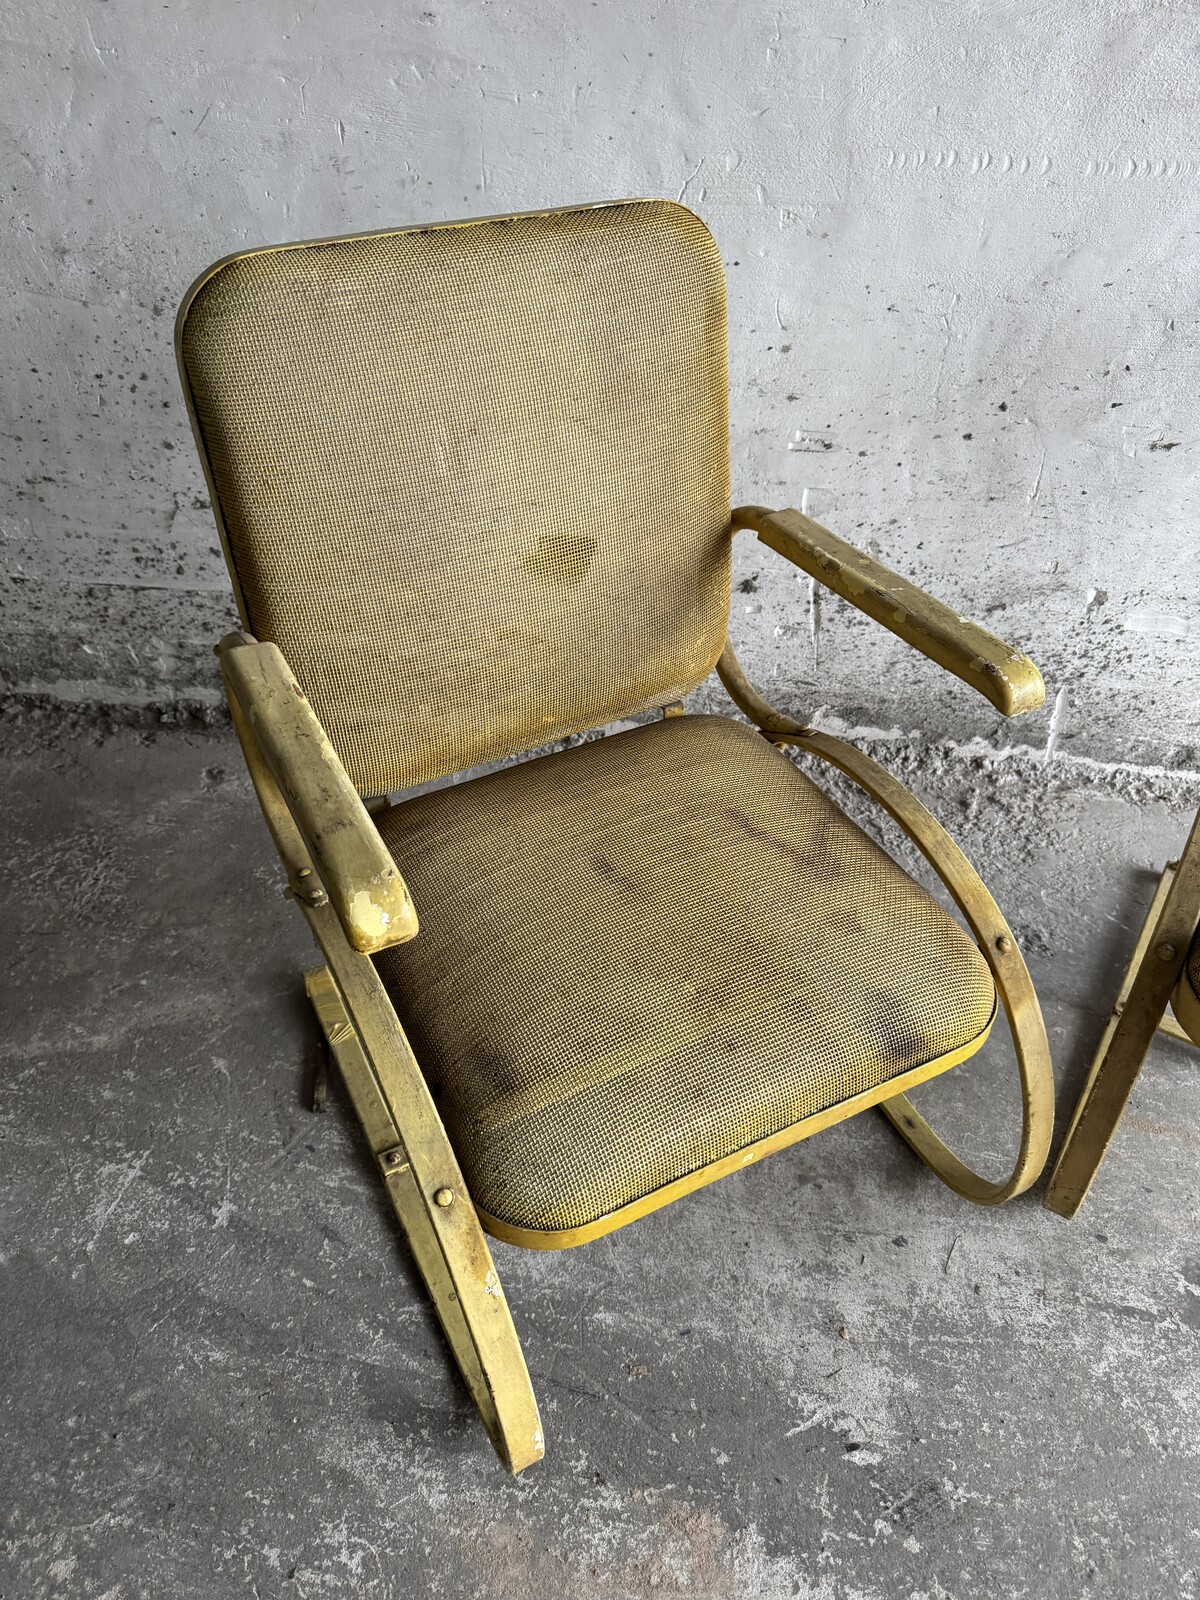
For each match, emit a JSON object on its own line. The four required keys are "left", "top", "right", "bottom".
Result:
{"left": 733, "top": 505, "right": 1045, "bottom": 717}
{"left": 219, "top": 633, "right": 418, "bottom": 954}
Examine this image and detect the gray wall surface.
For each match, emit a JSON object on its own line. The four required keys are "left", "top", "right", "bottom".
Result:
{"left": 4, "top": 0, "right": 1197, "bottom": 765}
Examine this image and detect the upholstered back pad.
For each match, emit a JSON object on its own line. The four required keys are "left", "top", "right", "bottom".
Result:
{"left": 178, "top": 200, "right": 731, "bottom": 794}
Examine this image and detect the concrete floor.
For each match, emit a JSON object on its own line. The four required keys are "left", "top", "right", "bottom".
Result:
{"left": 3, "top": 704, "right": 1199, "bottom": 1600}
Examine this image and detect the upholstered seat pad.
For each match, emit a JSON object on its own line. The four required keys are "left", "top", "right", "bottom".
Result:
{"left": 374, "top": 715, "right": 996, "bottom": 1233}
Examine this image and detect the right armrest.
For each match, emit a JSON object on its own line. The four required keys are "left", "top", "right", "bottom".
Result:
{"left": 732, "top": 505, "right": 1046, "bottom": 718}
{"left": 218, "top": 633, "right": 418, "bottom": 954}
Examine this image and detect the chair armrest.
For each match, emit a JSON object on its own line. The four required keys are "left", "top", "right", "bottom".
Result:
{"left": 732, "top": 505, "right": 1045, "bottom": 717}
{"left": 218, "top": 633, "right": 418, "bottom": 954}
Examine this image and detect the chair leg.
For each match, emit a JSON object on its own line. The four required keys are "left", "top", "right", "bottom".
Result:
{"left": 1044, "top": 819, "right": 1200, "bottom": 1218}
{"left": 305, "top": 967, "right": 544, "bottom": 1473}
{"left": 310, "top": 1032, "right": 329, "bottom": 1113}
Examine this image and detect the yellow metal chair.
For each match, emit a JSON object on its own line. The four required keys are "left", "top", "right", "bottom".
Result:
{"left": 176, "top": 199, "right": 1055, "bottom": 1473}
{"left": 1044, "top": 813, "right": 1200, "bottom": 1217}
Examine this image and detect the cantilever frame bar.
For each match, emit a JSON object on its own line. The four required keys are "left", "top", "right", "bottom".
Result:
{"left": 722, "top": 508, "right": 1055, "bottom": 1202}
{"left": 219, "top": 634, "right": 543, "bottom": 1475}
{"left": 1044, "top": 810, "right": 1200, "bottom": 1217}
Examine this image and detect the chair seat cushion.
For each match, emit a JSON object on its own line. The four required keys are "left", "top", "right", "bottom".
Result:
{"left": 373, "top": 715, "right": 996, "bottom": 1236}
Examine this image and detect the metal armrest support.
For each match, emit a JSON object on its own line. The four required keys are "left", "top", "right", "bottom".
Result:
{"left": 717, "top": 641, "right": 1054, "bottom": 1203}
{"left": 217, "top": 662, "right": 541, "bottom": 1469}
{"left": 732, "top": 505, "right": 1045, "bottom": 718}
{"left": 218, "top": 631, "right": 418, "bottom": 954}
{"left": 787, "top": 727, "right": 1054, "bottom": 1202}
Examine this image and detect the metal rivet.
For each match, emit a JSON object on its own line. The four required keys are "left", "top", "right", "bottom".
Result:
{"left": 297, "top": 867, "right": 312, "bottom": 879}
{"left": 1156, "top": 942, "right": 1178, "bottom": 962}
{"left": 996, "top": 935, "right": 1012, "bottom": 954}
{"left": 433, "top": 1187, "right": 454, "bottom": 1208}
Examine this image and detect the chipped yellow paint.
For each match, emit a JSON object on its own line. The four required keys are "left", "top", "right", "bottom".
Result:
{"left": 348, "top": 887, "right": 397, "bottom": 941}
{"left": 219, "top": 633, "right": 419, "bottom": 954}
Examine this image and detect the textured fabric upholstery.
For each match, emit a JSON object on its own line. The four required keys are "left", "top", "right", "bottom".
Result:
{"left": 178, "top": 201, "right": 730, "bottom": 795}
{"left": 373, "top": 715, "right": 997, "bottom": 1234}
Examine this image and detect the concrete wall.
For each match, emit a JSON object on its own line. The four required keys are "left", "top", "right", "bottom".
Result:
{"left": 5, "top": 0, "right": 1197, "bottom": 765}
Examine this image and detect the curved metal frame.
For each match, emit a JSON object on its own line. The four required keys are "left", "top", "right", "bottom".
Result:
{"left": 717, "top": 639, "right": 1055, "bottom": 1204}
{"left": 224, "top": 672, "right": 543, "bottom": 1475}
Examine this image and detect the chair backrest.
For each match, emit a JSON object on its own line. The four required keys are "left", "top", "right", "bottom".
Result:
{"left": 177, "top": 199, "right": 731, "bottom": 795}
